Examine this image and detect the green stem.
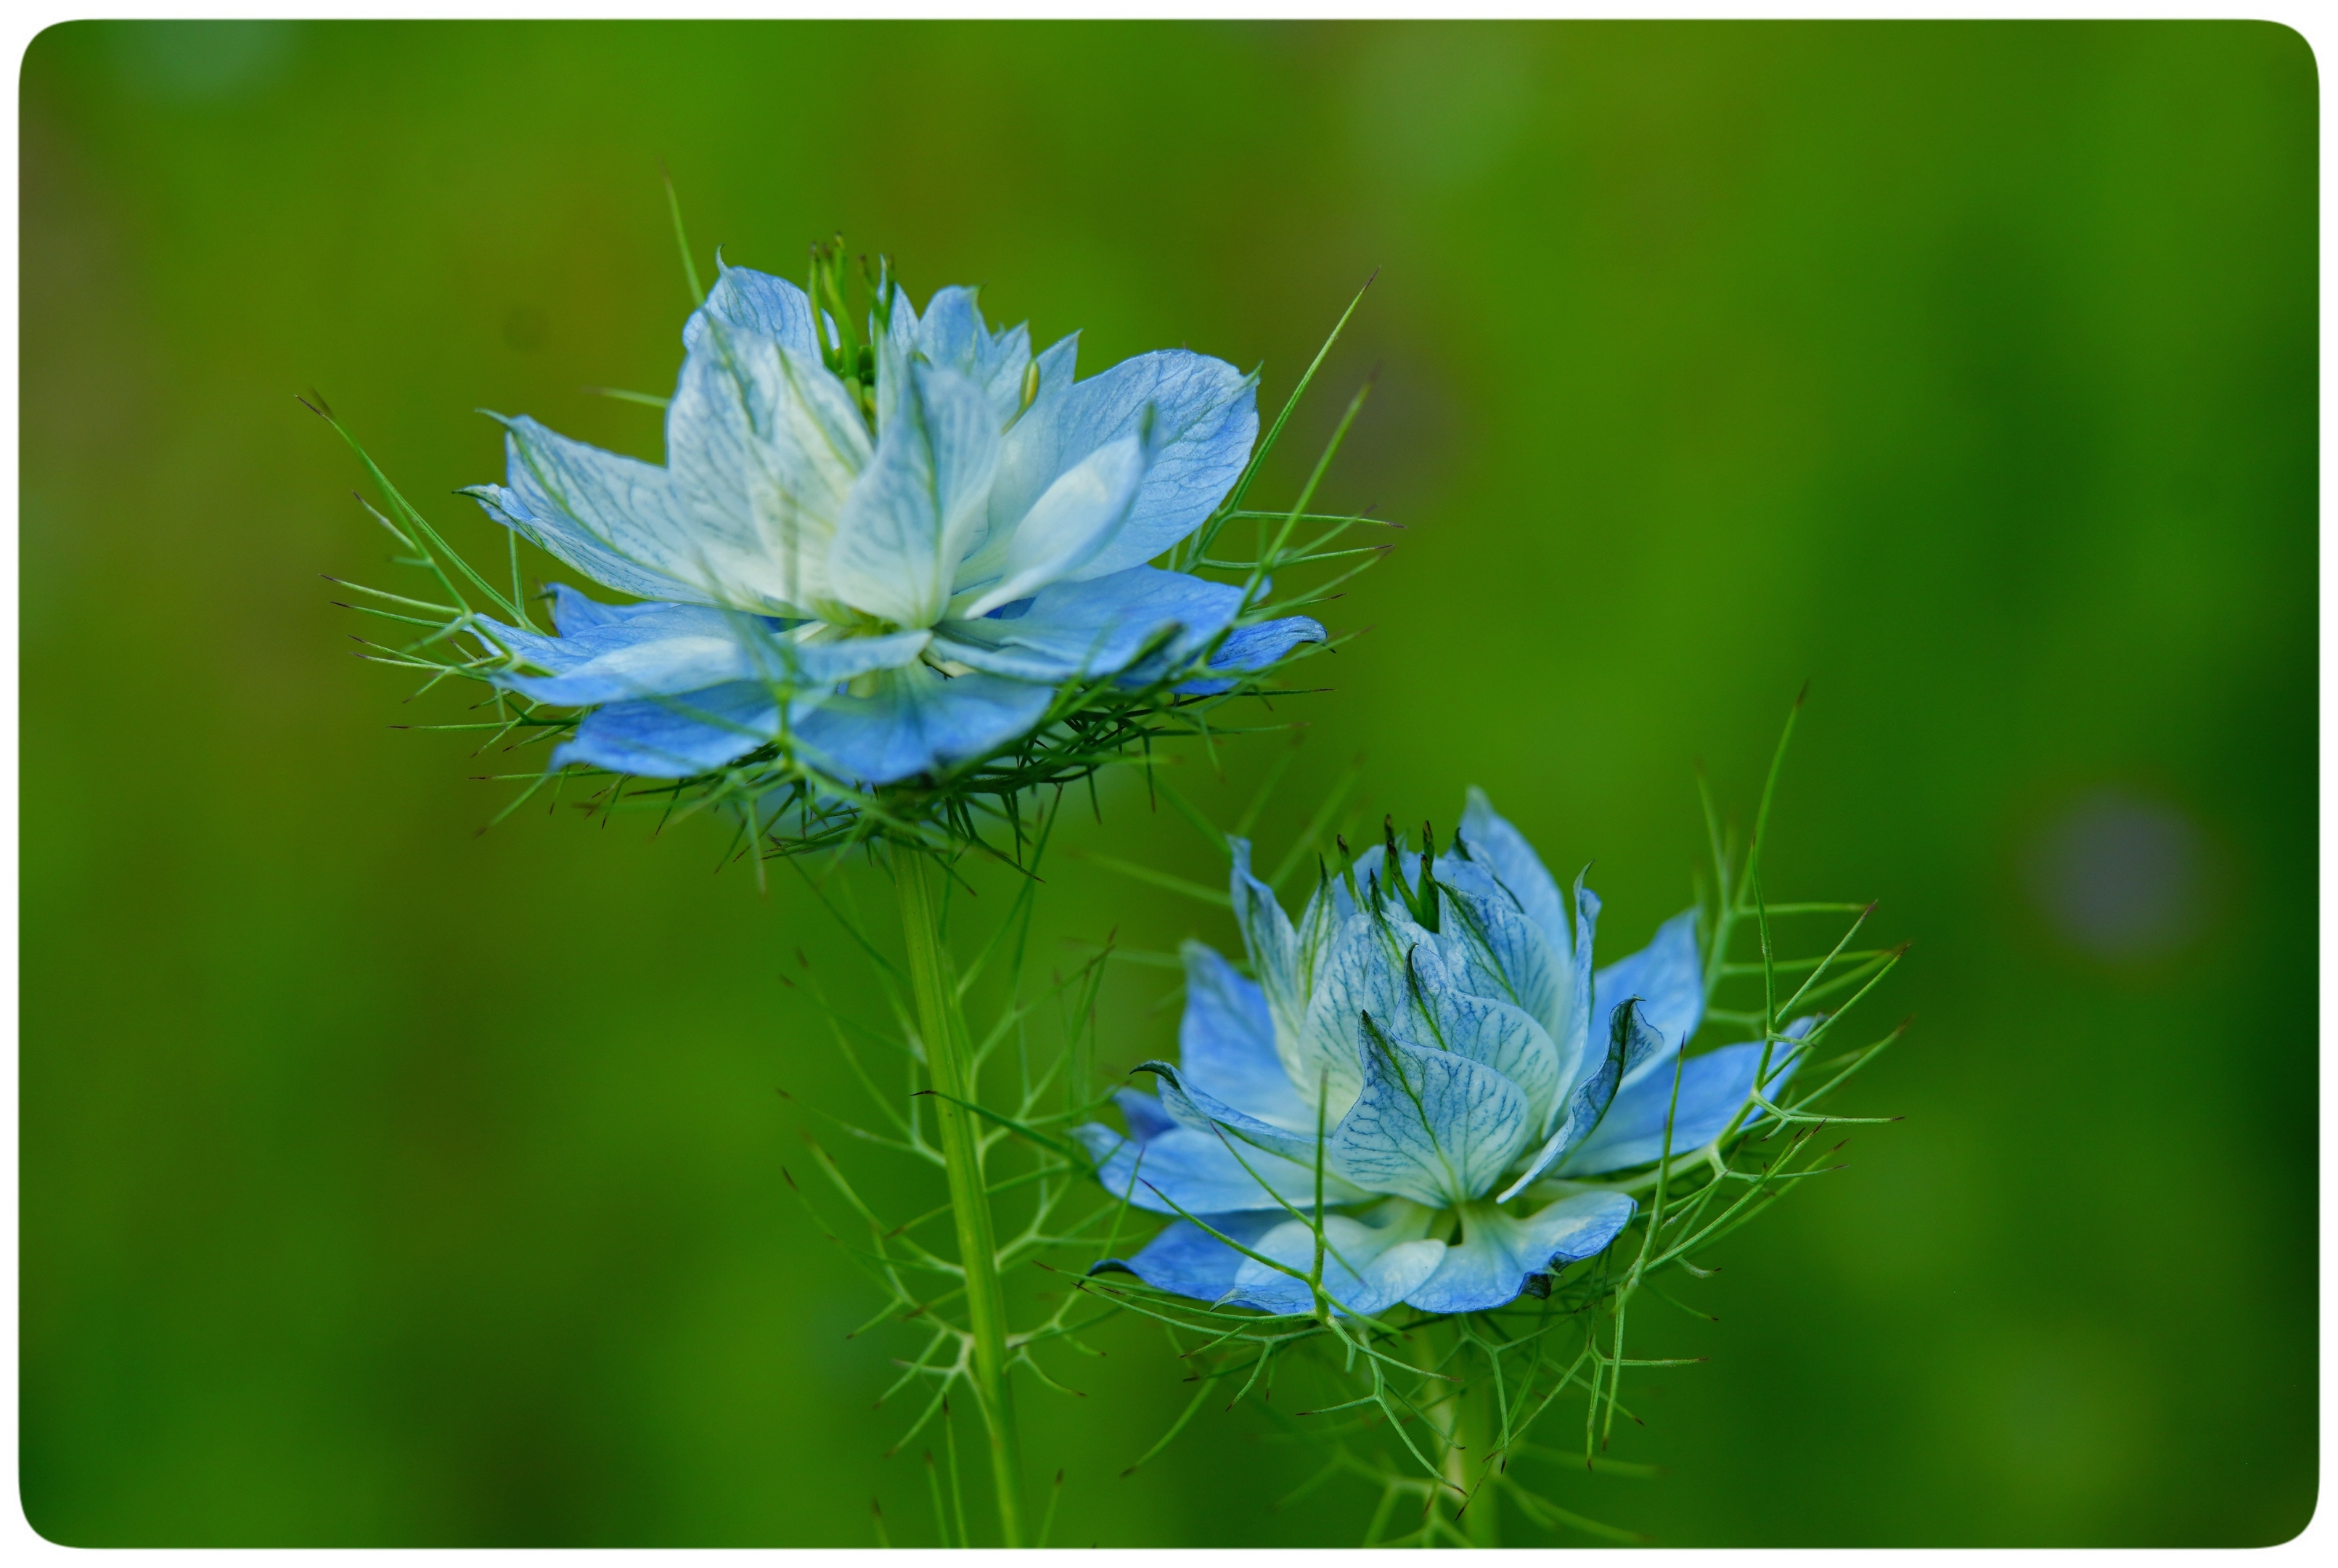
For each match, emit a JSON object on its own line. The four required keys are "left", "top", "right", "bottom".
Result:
{"left": 1457, "top": 1363, "right": 1501, "bottom": 1548}
{"left": 895, "top": 848, "right": 1025, "bottom": 1548}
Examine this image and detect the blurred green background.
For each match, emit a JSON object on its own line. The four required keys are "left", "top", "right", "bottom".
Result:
{"left": 19, "top": 18, "right": 2316, "bottom": 1547}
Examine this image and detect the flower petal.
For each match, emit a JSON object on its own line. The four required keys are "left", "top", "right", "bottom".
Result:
{"left": 789, "top": 662, "right": 1052, "bottom": 785}
{"left": 1457, "top": 788, "right": 1570, "bottom": 959}
{"left": 1230, "top": 1200, "right": 1444, "bottom": 1317}
{"left": 1558, "top": 1021, "right": 1814, "bottom": 1176}
{"left": 913, "top": 285, "right": 1032, "bottom": 428}
{"left": 466, "top": 424, "right": 708, "bottom": 606}
{"left": 827, "top": 364, "right": 1002, "bottom": 628}
{"left": 948, "top": 436, "right": 1148, "bottom": 620}
{"left": 666, "top": 314, "right": 872, "bottom": 612}
{"left": 1177, "top": 942, "right": 1313, "bottom": 1130}
{"left": 1137, "top": 1060, "right": 1319, "bottom": 1163}
{"left": 931, "top": 567, "right": 1240, "bottom": 685}
{"left": 547, "top": 582, "right": 674, "bottom": 634}
{"left": 684, "top": 266, "right": 821, "bottom": 357}
{"left": 1433, "top": 882, "right": 1568, "bottom": 1058}
{"left": 1497, "top": 995, "right": 1663, "bottom": 1201}
{"left": 1112, "top": 1086, "right": 1177, "bottom": 1143}
{"left": 1598, "top": 908, "right": 1706, "bottom": 1091}
{"left": 1328, "top": 1020, "right": 1532, "bottom": 1207}
{"left": 480, "top": 603, "right": 928, "bottom": 706}
{"left": 550, "top": 681, "right": 782, "bottom": 777}
{"left": 1073, "top": 1122, "right": 1367, "bottom": 1215}
{"left": 992, "top": 349, "right": 1256, "bottom": 579}
{"left": 1087, "top": 1212, "right": 1283, "bottom": 1303}
{"left": 1405, "top": 1192, "right": 1638, "bottom": 1314}
{"left": 1173, "top": 613, "right": 1328, "bottom": 694}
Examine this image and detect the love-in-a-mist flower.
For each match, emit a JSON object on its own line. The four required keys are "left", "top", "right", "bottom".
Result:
{"left": 463, "top": 263, "right": 1325, "bottom": 787}
{"left": 1079, "top": 791, "right": 1810, "bottom": 1317}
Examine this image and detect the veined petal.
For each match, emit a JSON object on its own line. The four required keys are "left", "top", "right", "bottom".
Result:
{"left": 467, "top": 425, "right": 706, "bottom": 606}
{"left": 667, "top": 315, "right": 872, "bottom": 612}
{"left": 992, "top": 349, "right": 1256, "bottom": 579}
{"left": 913, "top": 285, "right": 1032, "bottom": 428}
{"left": 1137, "top": 1061, "right": 1317, "bottom": 1163}
{"left": 790, "top": 663, "right": 1051, "bottom": 785}
{"left": 481, "top": 603, "right": 928, "bottom": 706}
{"left": 827, "top": 364, "right": 1001, "bottom": 627}
{"left": 1405, "top": 1192, "right": 1638, "bottom": 1315}
{"left": 1598, "top": 908, "right": 1706, "bottom": 1091}
{"left": 1087, "top": 1212, "right": 1284, "bottom": 1304}
{"left": 948, "top": 436, "right": 1148, "bottom": 620}
{"left": 1074, "top": 1122, "right": 1367, "bottom": 1215}
{"left": 546, "top": 582, "right": 677, "bottom": 634}
{"left": 1113, "top": 1085, "right": 1178, "bottom": 1143}
{"left": 1291, "top": 910, "right": 1416, "bottom": 1119}
{"left": 1458, "top": 788, "right": 1570, "bottom": 957}
{"left": 1497, "top": 995, "right": 1663, "bottom": 1202}
{"left": 550, "top": 682, "right": 783, "bottom": 777}
{"left": 1555, "top": 875, "right": 1602, "bottom": 1106}
{"left": 1229, "top": 1200, "right": 1444, "bottom": 1318}
{"left": 684, "top": 266, "right": 820, "bottom": 356}
{"left": 1228, "top": 837, "right": 1307, "bottom": 1064}
{"left": 1432, "top": 884, "right": 1568, "bottom": 1055}
{"left": 1177, "top": 942, "right": 1312, "bottom": 1130}
{"left": 1173, "top": 614, "right": 1328, "bottom": 695}
{"left": 1558, "top": 1021, "right": 1815, "bottom": 1176}
{"left": 931, "top": 567, "right": 1240, "bottom": 685}
{"left": 1328, "top": 1020, "right": 1532, "bottom": 1208}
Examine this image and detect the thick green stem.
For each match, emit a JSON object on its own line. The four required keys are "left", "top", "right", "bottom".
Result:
{"left": 896, "top": 849, "right": 1025, "bottom": 1548}
{"left": 1452, "top": 1362, "right": 1502, "bottom": 1548}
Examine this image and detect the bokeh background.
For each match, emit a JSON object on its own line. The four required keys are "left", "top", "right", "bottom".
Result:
{"left": 19, "top": 18, "right": 2317, "bottom": 1548}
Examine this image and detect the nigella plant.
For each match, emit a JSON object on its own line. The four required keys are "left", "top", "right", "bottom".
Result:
{"left": 1077, "top": 790, "right": 1787, "bottom": 1318}
{"left": 1075, "top": 711, "right": 1906, "bottom": 1545}
{"left": 319, "top": 217, "right": 1386, "bottom": 1548}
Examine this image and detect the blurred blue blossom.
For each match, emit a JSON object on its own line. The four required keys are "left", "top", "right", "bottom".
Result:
{"left": 1079, "top": 791, "right": 1810, "bottom": 1316}
{"left": 465, "top": 265, "right": 1322, "bottom": 785}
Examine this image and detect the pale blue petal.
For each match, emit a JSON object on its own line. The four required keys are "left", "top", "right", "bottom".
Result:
{"left": 991, "top": 349, "right": 1256, "bottom": 579}
{"left": 466, "top": 426, "right": 706, "bottom": 606}
{"left": 1418, "top": 987, "right": 1564, "bottom": 1139}
{"left": 1074, "top": 1122, "right": 1366, "bottom": 1215}
{"left": 551, "top": 682, "right": 782, "bottom": 777}
{"left": 931, "top": 567, "right": 1240, "bottom": 685}
{"left": 1497, "top": 995, "right": 1661, "bottom": 1201}
{"left": 1457, "top": 788, "right": 1570, "bottom": 957}
{"left": 1558, "top": 1021, "right": 1814, "bottom": 1176}
{"left": 1174, "top": 614, "right": 1328, "bottom": 694}
{"left": 1137, "top": 1061, "right": 1318, "bottom": 1162}
{"left": 949, "top": 436, "right": 1148, "bottom": 619}
{"left": 913, "top": 285, "right": 1031, "bottom": 428}
{"left": 547, "top": 582, "right": 674, "bottom": 634}
{"left": 1177, "top": 942, "right": 1312, "bottom": 1130}
{"left": 666, "top": 315, "right": 871, "bottom": 612}
{"left": 827, "top": 364, "right": 1001, "bottom": 627}
{"left": 790, "top": 663, "right": 1052, "bottom": 785}
{"left": 1329, "top": 1025, "right": 1532, "bottom": 1207}
{"left": 1405, "top": 1192, "right": 1638, "bottom": 1314}
{"left": 1433, "top": 885, "right": 1568, "bottom": 1053}
{"left": 1230, "top": 1201, "right": 1444, "bottom": 1317}
{"left": 1598, "top": 908, "right": 1706, "bottom": 1090}
{"left": 1087, "top": 1212, "right": 1283, "bottom": 1302}
{"left": 1556, "top": 875, "right": 1602, "bottom": 1108}
{"left": 1292, "top": 910, "right": 1415, "bottom": 1119}
{"left": 684, "top": 266, "right": 820, "bottom": 356}
{"left": 1227, "top": 837, "right": 1306, "bottom": 1062}
{"left": 479, "top": 605, "right": 927, "bottom": 706}
{"left": 1113, "top": 1086, "right": 1177, "bottom": 1143}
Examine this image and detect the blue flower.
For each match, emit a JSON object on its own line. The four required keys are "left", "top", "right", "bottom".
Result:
{"left": 462, "top": 266, "right": 1325, "bottom": 785}
{"left": 1079, "top": 791, "right": 1812, "bottom": 1317}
